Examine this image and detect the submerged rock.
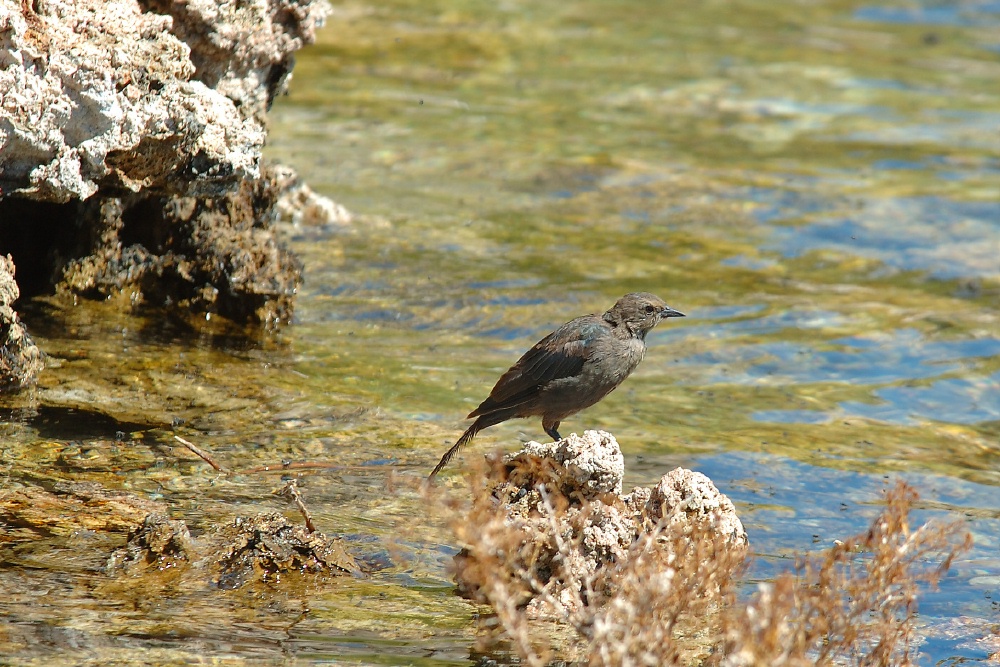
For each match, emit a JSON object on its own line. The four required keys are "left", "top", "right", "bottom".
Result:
{"left": 106, "top": 511, "right": 360, "bottom": 588}
{"left": 214, "top": 512, "right": 359, "bottom": 588}
{"left": 452, "top": 430, "right": 747, "bottom": 620}
{"left": 104, "top": 513, "right": 196, "bottom": 572}
{"left": 56, "top": 169, "right": 305, "bottom": 327}
{"left": 0, "top": 481, "right": 166, "bottom": 536}
{"left": 2, "top": 477, "right": 359, "bottom": 589}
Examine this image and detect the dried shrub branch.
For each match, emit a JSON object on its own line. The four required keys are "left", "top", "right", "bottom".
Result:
{"left": 587, "top": 513, "right": 746, "bottom": 666}
{"left": 715, "top": 483, "right": 972, "bottom": 667}
{"left": 446, "top": 454, "right": 747, "bottom": 666}
{"left": 446, "top": 454, "right": 971, "bottom": 667}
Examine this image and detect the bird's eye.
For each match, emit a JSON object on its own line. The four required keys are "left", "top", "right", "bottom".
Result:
{"left": 644, "top": 304, "right": 655, "bottom": 313}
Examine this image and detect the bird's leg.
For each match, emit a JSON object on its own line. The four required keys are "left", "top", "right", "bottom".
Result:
{"left": 542, "top": 418, "right": 561, "bottom": 441}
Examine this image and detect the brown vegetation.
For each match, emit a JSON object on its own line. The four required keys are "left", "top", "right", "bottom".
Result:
{"left": 445, "top": 456, "right": 971, "bottom": 667}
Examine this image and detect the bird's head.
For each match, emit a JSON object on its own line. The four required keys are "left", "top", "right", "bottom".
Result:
{"left": 604, "top": 292, "right": 685, "bottom": 338}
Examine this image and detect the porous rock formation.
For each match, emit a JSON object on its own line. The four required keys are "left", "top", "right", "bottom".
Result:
{"left": 452, "top": 430, "right": 748, "bottom": 619}
{"left": 106, "top": 511, "right": 359, "bottom": 588}
{"left": 0, "top": 0, "right": 338, "bottom": 385}
{"left": 0, "top": 481, "right": 359, "bottom": 587}
{"left": 0, "top": 254, "right": 42, "bottom": 387}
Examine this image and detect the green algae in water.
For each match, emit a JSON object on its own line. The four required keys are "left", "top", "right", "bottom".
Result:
{"left": 2, "top": 0, "right": 999, "bottom": 663}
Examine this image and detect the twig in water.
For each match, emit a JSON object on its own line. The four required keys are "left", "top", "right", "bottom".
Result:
{"left": 275, "top": 479, "right": 317, "bottom": 533}
{"left": 243, "top": 461, "right": 350, "bottom": 474}
{"left": 174, "top": 435, "right": 227, "bottom": 473}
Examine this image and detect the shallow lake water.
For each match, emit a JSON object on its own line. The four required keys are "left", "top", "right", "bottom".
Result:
{"left": 2, "top": 0, "right": 999, "bottom": 664}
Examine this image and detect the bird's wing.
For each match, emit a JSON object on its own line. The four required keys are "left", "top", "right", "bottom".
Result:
{"left": 468, "top": 316, "right": 605, "bottom": 418}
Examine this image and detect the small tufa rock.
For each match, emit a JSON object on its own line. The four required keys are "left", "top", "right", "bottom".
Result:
{"left": 215, "top": 512, "right": 359, "bottom": 589}
{"left": 511, "top": 430, "right": 625, "bottom": 495}
{"left": 453, "top": 430, "right": 747, "bottom": 620}
{"left": 271, "top": 163, "right": 354, "bottom": 228}
{"left": 105, "top": 513, "right": 195, "bottom": 573}
{"left": 105, "top": 510, "right": 361, "bottom": 588}
{"left": 640, "top": 467, "right": 748, "bottom": 546}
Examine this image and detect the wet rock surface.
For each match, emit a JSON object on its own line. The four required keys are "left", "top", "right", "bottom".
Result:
{"left": 0, "top": 0, "right": 338, "bottom": 343}
{"left": 56, "top": 166, "right": 305, "bottom": 326}
{"left": 3, "top": 473, "right": 358, "bottom": 591}
{"left": 453, "top": 430, "right": 748, "bottom": 619}
{"left": 106, "top": 510, "right": 360, "bottom": 588}
{"left": 0, "top": 480, "right": 165, "bottom": 538}
{"left": 104, "top": 513, "right": 196, "bottom": 572}
{"left": 0, "top": 255, "right": 43, "bottom": 388}
{"left": 213, "top": 512, "right": 360, "bottom": 587}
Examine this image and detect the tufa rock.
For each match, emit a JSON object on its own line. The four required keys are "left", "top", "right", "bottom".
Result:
{"left": 272, "top": 163, "right": 353, "bottom": 228}
{"left": 57, "top": 170, "right": 304, "bottom": 327}
{"left": 141, "top": 0, "right": 331, "bottom": 123}
{"left": 0, "top": 0, "right": 333, "bottom": 327}
{"left": 104, "top": 513, "right": 196, "bottom": 573}
{"left": 452, "top": 430, "right": 747, "bottom": 620}
{"left": 214, "top": 512, "right": 359, "bottom": 588}
{"left": 105, "top": 511, "right": 360, "bottom": 588}
{"left": 639, "top": 466, "right": 747, "bottom": 545}
{"left": 0, "top": 0, "right": 266, "bottom": 202}
{"left": 512, "top": 429, "right": 625, "bottom": 496}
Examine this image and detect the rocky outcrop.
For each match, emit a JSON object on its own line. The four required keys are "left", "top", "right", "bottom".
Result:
{"left": 139, "top": 0, "right": 330, "bottom": 124}
{"left": 0, "top": 0, "right": 338, "bottom": 362}
{"left": 0, "top": 0, "right": 269, "bottom": 203}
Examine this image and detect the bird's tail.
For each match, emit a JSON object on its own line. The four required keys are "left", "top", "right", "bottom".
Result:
{"left": 428, "top": 420, "right": 482, "bottom": 481}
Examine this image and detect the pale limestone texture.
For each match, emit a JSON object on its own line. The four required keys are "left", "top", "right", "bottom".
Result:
{"left": 643, "top": 466, "right": 748, "bottom": 546}
{"left": 456, "top": 430, "right": 748, "bottom": 619}
{"left": 142, "top": 0, "right": 330, "bottom": 122}
{"left": 0, "top": 0, "right": 268, "bottom": 201}
{"left": 0, "top": 0, "right": 340, "bottom": 359}
{"left": 517, "top": 430, "right": 626, "bottom": 495}
{"left": 271, "top": 163, "right": 353, "bottom": 228}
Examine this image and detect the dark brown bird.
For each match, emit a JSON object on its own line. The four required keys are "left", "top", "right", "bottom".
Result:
{"left": 429, "top": 292, "right": 684, "bottom": 479}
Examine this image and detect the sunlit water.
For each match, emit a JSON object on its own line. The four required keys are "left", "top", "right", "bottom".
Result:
{"left": 2, "top": 0, "right": 999, "bottom": 664}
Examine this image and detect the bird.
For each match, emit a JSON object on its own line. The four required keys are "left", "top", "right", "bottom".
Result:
{"left": 428, "top": 292, "right": 684, "bottom": 479}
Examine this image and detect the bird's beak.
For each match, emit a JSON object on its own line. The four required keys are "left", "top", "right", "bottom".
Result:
{"left": 661, "top": 306, "right": 685, "bottom": 318}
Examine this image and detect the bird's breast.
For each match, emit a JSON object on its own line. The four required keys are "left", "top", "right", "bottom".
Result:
{"left": 580, "top": 337, "right": 646, "bottom": 388}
